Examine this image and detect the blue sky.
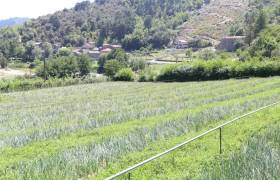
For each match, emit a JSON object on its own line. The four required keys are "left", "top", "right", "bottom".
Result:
{"left": 0, "top": 0, "right": 93, "bottom": 20}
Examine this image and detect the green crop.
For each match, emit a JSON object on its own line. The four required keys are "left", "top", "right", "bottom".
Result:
{"left": 0, "top": 77, "right": 280, "bottom": 179}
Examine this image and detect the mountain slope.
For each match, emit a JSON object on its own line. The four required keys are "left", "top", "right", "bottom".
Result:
{"left": 0, "top": 17, "right": 29, "bottom": 28}
{"left": 178, "top": 0, "right": 249, "bottom": 45}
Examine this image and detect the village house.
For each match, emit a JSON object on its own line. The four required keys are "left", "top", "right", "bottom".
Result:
{"left": 71, "top": 42, "right": 121, "bottom": 59}
{"left": 217, "top": 36, "right": 245, "bottom": 52}
{"left": 174, "top": 39, "right": 188, "bottom": 49}
{"left": 88, "top": 50, "right": 100, "bottom": 59}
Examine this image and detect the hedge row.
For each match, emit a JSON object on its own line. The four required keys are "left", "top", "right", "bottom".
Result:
{"left": 0, "top": 76, "right": 107, "bottom": 93}
{"left": 156, "top": 59, "right": 280, "bottom": 82}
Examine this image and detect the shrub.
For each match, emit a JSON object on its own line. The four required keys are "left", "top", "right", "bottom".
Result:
{"left": 199, "top": 48, "right": 216, "bottom": 60}
{"left": 139, "top": 67, "right": 160, "bottom": 82}
{"left": 77, "top": 55, "right": 92, "bottom": 77}
{"left": 113, "top": 68, "right": 134, "bottom": 81}
{"left": 36, "top": 55, "right": 92, "bottom": 79}
{"left": 129, "top": 58, "right": 146, "bottom": 72}
{"left": 104, "top": 60, "right": 124, "bottom": 77}
{"left": 36, "top": 56, "right": 79, "bottom": 78}
{"left": 98, "top": 48, "right": 129, "bottom": 74}
{"left": 156, "top": 59, "right": 280, "bottom": 82}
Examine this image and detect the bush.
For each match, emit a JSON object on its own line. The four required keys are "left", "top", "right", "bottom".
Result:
{"left": 138, "top": 67, "right": 158, "bottom": 82}
{"left": 156, "top": 59, "right": 280, "bottom": 82}
{"left": 113, "top": 68, "right": 134, "bottom": 81}
{"left": 36, "top": 56, "right": 79, "bottom": 78}
{"left": 36, "top": 55, "right": 92, "bottom": 79}
{"left": 104, "top": 60, "right": 124, "bottom": 77}
{"left": 199, "top": 48, "right": 216, "bottom": 60}
{"left": 98, "top": 48, "right": 129, "bottom": 74}
{"left": 129, "top": 58, "right": 146, "bottom": 72}
{"left": 77, "top": 55, "right": 92, "bottom": 77}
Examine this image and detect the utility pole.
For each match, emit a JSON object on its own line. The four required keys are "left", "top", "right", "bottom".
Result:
{"left": 44, "top": 58, "right": 47, "bottom": 81}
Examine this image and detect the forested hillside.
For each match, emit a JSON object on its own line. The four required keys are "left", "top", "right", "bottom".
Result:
{"left": 0, "top": 0, "right": 278, "bottom": 64}
{"left": 0, "top": 0, "right": 209, "bottom": 62}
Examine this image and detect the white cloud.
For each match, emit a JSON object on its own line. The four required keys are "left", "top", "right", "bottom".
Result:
{"left": 0, "top": 0, "right": 92, "bottom": 20}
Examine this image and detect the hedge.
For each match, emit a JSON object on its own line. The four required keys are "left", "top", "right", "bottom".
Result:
{"left": 156, "top": 59, "right": 280, "bottom": 82}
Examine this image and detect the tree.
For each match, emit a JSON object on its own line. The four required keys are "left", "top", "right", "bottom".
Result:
{"left": 0, "top": 53, "right": 8, "bottom": 68}
{"left": 111, "top": 9, "right": 136, "bottom": 40}
{"left": 144, "top": 15, "right": 153, "bottom": 29}
{"left": 107, "top": 48, "right": 129, "bottom": 65}
{"left": 74, "top": 1, "right": 90, "bottom": 11}
{"left": 104, "top": 60, "right": 124, "bottom": 77}
{"left": 254, "top": 10, "right": 267, "bottom": 36}
{"left": 58, "top": 47, "right": 72, "bottom": 57}
{"left": 24, "top": 41, "right": 37, "bottom": 61}
{"left": 122, "top": 17, "right": 147, "bottom": 51}
{"left": 41, "top": 42, "right": 53, "bottom": 59}
{"left": 77, "top": 55, "right": 92, "bottom": 76}
{"left": 37, "top": 56, "right": 79, "bottom": 78}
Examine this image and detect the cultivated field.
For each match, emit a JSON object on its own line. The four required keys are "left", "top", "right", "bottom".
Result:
{"left": 1, "top": 77, "right": 280, "bottom": 179}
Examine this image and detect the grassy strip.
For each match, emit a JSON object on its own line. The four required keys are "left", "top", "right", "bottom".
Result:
{"left": 0, "top": 76, "right": 107, "bottom": 93}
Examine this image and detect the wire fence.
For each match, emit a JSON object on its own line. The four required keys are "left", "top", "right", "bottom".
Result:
{"left": 106, "top": 101, "right": 280, "bottom": 180}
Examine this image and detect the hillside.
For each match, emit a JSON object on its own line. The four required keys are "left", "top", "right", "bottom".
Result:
{"left": 178, "top": 0, "right": 249, "bottom": 45}
{"left": 19, "top": 0, "right": 204, "bottom": 48}
{"left": 0, "top": 17, "right": 29, "bottom": 28}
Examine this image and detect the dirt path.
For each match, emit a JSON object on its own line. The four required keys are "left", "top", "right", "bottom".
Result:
{"left": 0, "top": 68, "right": 28, "bottom": 79}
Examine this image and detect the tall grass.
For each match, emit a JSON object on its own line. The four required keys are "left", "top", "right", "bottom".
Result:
{"left": 201, "top": 125, "right": 280, "bottom": 179}
{"left": 0, "top": 76, "right": 107, "bottom": 93}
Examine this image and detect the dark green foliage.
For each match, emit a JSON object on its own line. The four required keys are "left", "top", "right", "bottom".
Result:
{"left": 0, "top": 52, "right": 8, "bottom": 68}
{"left": 0, "top": 28, "right": 25, "bottom": 59}
{"left": 74, "top": 1, "right": 91, "bottom": 11}
{"left": 104, "top": 60, "right": 124, "bottom": 77}
{"left": 113, "top": 68, "right": 134, "bottom": 81}
{"left": 77, "top": 55, "right": 92, "bottom": 77}
{"left": 0, "top": 0, "right": 203, "bottom": 61}
{"left": 156, "top": 59, "right": 280, "bottom": 82}
{"left": 57, "top": 47, "right": 72, "bottom": 57}
{"left": 249, "top": 25, "right": 280, "bottom": 57}
{"left": 98, "top": 48, "right": 129, "bottom": 73}
{"left": 37, "top": 55, "right": 92, "bottom": 78}
{"left": 188, "top": 39, "right": 212, "bottom": 48}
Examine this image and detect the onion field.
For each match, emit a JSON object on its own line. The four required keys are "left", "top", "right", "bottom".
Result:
{"left": 1, "top": 77, "right": 280, "bottom": 179}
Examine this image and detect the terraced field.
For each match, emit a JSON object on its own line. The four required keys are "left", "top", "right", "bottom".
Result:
{"left": 178, "top": 0, "right": 249, "bottom": 44}
{"left": 1, "top": 77, "right": 280, "bottom": 179}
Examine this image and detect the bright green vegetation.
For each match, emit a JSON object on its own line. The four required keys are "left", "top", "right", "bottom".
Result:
{"left": 0, "top": 77, "right": 280, "bottom": 179}
{"left": 202, "top": 123, "right": 280, "bottom": 179}
{"left": 157, "top": 59, "right": 280, "bottom": 82}
{"left": 0, "top": 76, "right": 106, "bottom": 93}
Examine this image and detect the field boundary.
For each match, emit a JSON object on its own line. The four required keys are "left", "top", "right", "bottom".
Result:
{"left": 106, "top": 101, "right": 280, "bottom": 180}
